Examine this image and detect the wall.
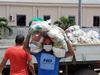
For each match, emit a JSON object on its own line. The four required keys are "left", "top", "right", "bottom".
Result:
{"left": 61, "top": 7, "right": 78, "bottom": 25}
{"left": 0, "top": 3, "right": 100, "bottom": 27}
{"left": 0, "top": 2, "right": 100, "bottom": 38}
{"left": 0, "top": 5, "right": 6, "bottom": 17}
{"left": 8, "top": 5, "right": 34, "bottom": 26}
{"left": 82, "top": 7, "right": 100, "bottom": 27}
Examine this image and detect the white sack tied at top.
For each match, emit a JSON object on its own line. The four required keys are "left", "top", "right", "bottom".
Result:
{"left": 29, "top": 21, "right": 52, "bottom": 53}
{"left": 29, "top": 21, "right": 51, "bottom": 34}
{"left": 65, "top": 25, "right": 88, "bottom": 44}
{"left": 29, "top": 32, "right": 44, "bottom": 53}
{"left": 29, "top": 21, "right": 70, "bottom": 57}
{"left": 86, "top": 30, "right": 99, "bottom": 39}
{"left": 47, "top": 25, "right": 71, "bottom": 58}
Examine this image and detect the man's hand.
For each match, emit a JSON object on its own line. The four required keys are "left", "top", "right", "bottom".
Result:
{"left": 0, "top": 65, "right": 2, "bottom": 73}
{"left": 65, "top": 50, "right": 74, "bottom": 58}
{"left": 0, "top": 59, "right": 7, "bottom": 74}
{"left": 28, "top": 60, "right": 36, "bottom": 75}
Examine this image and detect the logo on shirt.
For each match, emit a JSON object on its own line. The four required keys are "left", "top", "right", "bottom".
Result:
{"left": 40, "top": 53, "right": 55, "bottom": 70}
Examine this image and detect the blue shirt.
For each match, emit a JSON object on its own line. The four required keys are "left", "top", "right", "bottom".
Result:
{"left": 31, "top": 50, "right": 60, "bottom": 75}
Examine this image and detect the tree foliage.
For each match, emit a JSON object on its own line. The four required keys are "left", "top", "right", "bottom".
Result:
{"left": 0, "top": 17, "right": 13, "bottom": 36}
{"left": 54, "top": 16, "right": 76, "bottom": 30}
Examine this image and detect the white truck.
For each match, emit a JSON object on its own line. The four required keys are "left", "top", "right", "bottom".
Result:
{"left": 60, "top": 44, "right": 100, "bottom": 75}
{"left": 0, "top": 39, "right": 100, "bottom": 75}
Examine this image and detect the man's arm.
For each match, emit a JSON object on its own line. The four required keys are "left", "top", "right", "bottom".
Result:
{"left": 28, "top": 60, "right": 36, "bottom": 75}
{"left": 0, "top": 59, "right": 7, "bottom": 73}
{"left": 23, "top": 32, "right": 31, "bottom": 53}
{"left": 65, "top": 41, "right": 74, "bottom": 57}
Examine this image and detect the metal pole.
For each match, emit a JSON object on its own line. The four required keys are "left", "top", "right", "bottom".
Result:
{"left": 78, "top": 0, "right": 82, "bottom": 26}
{"left": 37, "top": 8, "right": 38, "bottom": 18}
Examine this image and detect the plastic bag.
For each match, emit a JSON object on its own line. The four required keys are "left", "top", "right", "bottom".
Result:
{"left": 29, "top": 21, "right": 51, "bottom": 34}
{"left": 47, "top": 26, "right": 70, "bottom": 57}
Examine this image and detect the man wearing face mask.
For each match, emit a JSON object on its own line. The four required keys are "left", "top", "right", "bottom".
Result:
{"left": 23, "top": 31, "right": 74, "bottom": 75}
{"left": 42, "top": 36, "right": 53, "bottom": 52}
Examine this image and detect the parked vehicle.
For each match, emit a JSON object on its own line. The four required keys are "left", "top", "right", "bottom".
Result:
{"left": 0, "top": 43, "right": 100, "bottom": 75}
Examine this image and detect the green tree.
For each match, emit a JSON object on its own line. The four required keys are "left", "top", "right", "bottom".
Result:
{"left": 0, "top": 17, "right": 13, "bottom": 38}
{"left": 54, "top": 16, "right": 75, "bottom": 30}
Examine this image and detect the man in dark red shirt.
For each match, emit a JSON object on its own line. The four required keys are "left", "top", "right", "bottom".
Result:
{"left": 0, "top": 34, "right": 35, "bottom": 75}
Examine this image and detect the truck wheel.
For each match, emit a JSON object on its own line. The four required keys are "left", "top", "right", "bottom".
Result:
{"left": 74, "top": 69, "right": 98, "bottom": 75}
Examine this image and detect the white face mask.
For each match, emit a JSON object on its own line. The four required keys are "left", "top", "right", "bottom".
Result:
{"left": 43, "top": 45, "right": 52, "bottom": 52}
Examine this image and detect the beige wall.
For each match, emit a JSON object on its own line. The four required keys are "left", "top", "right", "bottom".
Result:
{"left": 61, "top": 7, "right": 78, "bottom": 25}
{"left": 0, "top": 5, "right": 7, "bottom": 17}
{"left": 0, "top": 3, "right": 100, "bottom": 27}
{"left": 37, "top": 6, "right": 58, "bottom": 23}
{"left": 82, "top": 7, "right": 100, "bottom": 27}
{"left": 8, "top": 5, "right": 34, "bottom": 26}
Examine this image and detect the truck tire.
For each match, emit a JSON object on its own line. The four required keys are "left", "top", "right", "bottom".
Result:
{"left": 74, "top": 69, "right": 98, "bottom": 75}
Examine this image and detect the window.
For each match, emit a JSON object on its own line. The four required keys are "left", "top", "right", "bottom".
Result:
{"left": 68, "top": 16, "right": 76, "bottom": 25}
{"left": 93, "top": 16, "right": 100, "bottom": 27}
{"left": 68, "top": 16, "right": 75, "bottom": 22}
{"left": 43, "top": 15, "right": 51, "bottom": 21}
{"left": 16, "top": 15, "right": 26, "bottom": 26}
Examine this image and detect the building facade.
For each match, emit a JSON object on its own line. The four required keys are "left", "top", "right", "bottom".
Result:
{"left": 0, "top": 1, "right": 100, "bottom": 38}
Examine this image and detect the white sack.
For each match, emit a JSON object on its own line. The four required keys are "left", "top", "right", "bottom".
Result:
{"left": 47, "top": 25, "right": 70, "bottom": 57}
{"left": 53, "top": 47, "right": 66, "bottom": 58}
{"left": 29, "top": 21, "right": 51, "bottom": 34}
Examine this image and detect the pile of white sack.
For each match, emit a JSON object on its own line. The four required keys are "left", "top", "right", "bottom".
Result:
{"left": 29, "top": 18, "right": 71, "bottom": 58}
{"left": 65, "top": 25, "right": 100, "bottom": 44}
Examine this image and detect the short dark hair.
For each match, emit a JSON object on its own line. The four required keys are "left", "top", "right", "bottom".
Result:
{"left": 42, "top": 36, "right": 53, "bottom": 45}
{"left": 15, "top": 34, "right": 25, "bottom": 44}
